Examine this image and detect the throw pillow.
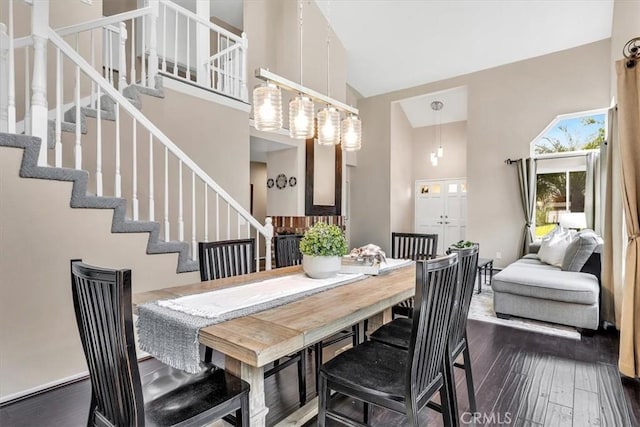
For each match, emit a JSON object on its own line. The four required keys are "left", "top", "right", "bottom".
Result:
{"left": 561, "top": 229, "right": 604, "bottom": 272}
{"left": 538, "top": 231, "right": 573, "bottom": 267}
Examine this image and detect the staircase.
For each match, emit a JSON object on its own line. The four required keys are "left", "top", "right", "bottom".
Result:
{"left": 0, "top": 1, "right": 270, "bottom": 275}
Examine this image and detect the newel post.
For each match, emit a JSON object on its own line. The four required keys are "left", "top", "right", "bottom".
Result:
{"left": 147, "top": 0, "right": 159, "bottom": 86}
{"left": 31, "top": 0, "right": 49, "bottom": 165}
{"left": 264, "top": 217, "right": 273, "bottom": 271}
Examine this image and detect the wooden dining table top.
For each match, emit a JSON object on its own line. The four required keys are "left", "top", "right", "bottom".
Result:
{"left": 133, "top": 264, "right": 416, "bottom": 368}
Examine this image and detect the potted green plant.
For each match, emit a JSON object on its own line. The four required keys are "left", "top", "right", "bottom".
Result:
{"left": 299, "top": 222, "right": 348, "bottom": 279}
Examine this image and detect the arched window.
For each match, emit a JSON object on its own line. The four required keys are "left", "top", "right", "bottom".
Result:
{"left": 531, "top": 110, "right": 606, "bottom": 237}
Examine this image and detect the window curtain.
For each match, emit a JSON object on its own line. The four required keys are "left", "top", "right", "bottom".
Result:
{"left": 584, "top": 151, "right": 600, "bottom": 232}
{"left": 516, "top": 158, "right": 536, "bottom": 257}
{"left": 616, "top": 59, "right": 640, "bottom": 379}
{"left": 600, "top": 107, "right": 626, "bottom": 330}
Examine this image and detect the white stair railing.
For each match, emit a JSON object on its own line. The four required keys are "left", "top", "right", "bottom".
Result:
{"left": 46, "top": 27, "right": 272, "bottom": 270}
{"left": 156, "top": 0, "right": 248, "bottom": 101}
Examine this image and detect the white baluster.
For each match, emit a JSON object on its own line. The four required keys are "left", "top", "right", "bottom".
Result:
{"left": 132, "top": 119, "right": 138, "bottom": 220}
{"left": 185, "top": 18, "right": 190, "bottom": 80}
{"left": 31, "top": 0, "right": 49, "bottom": 163}
{"left": 162, "top": 3, "right": 167, "bottom": 72}
{"left": 118, "top": 22, "right": 127, "bottom": 92}
{"left": 7, "top": 0, "right": 16, "bottom": 133}
{"left": 173, "top": 11, "right": 178, "bottom": 76}
{"left": 96, "top": 86, "right": 103, "bottom": 196}
{"left": 226, "top": 203, "right": 230, "bottom": 239}
{"left": 215, "top": 33, "right": 221, "bottom": 91}
{"left": 204, "top": 187, "right": 208, "bottom": 242}
{"left": 256, "top": 232, "right": 260, "bottom": 272}
{"left": 247, "top": 218, "right": 251, "bottom": 238}
{"left": 54, "top": 47, "right": 62, "bottom": 167}
{"left": 178, "top": 160, "right": 184, "bottom": 241}
{"left": 264, "top": 217, "right": 273, "bottom": 271}
{"left": 141, "top": 16, "right": 147, "bottom": 86}
{"left": 191, "top": 171, "right": 196, "bottom": 259}
{"left": 115, "top": 103, "right": 121, "bottom": 197}
{"left": 216, "top": 193, "right": 219, "bottom": 241}
{"left": 74, "top": 63, "right": 82, "bottom": 169}
{"left": 195, "top": 0, "right": 210, "bottom": 86}
{"left": 130, "top": 18, "right": 136, "bottom": 85}
{"left": 241, "top": 32, "right": 248, "bottom": 101}
{"left": 0, "top": 24, "right": 8, "bottom": 132}
{"left": 24, "top": 45, "right": 30, "bottom": 136}
{"left": 164, "top": 146, "right": 170, "bottom": 241}
{"left": 148, "top": 0, "right": 159, "bottom": 85}
{"left": 108, "top": 30, "right": 114, "bottom": 85}
{"left": 90, "top": 30, "right": 96, "bottom": 108}
{"left": 237, "top": 213, "right": 240, "bottom": 240}
{"left": 148, "top": 133, "right": 154, "bottom": 221}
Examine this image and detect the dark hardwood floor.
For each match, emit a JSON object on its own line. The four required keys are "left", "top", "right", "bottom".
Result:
{"left": 1, "top": 320, "right": 638, "bottom": 426}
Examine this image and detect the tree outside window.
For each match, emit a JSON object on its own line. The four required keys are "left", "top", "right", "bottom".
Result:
{"left": 534, "top": 114, "right": 604, "bottom": 237}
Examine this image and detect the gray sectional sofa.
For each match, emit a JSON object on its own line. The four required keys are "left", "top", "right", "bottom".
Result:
{"left": 492, "top": 229, "right": 603, "bottom": 330}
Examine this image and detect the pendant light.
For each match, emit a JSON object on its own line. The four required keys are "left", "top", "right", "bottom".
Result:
{"left": 341, "top": 114, "right": 362, "bottom": 151}
{"left": 431, "top": 100, "right": 444, "bottom": 158}
{"left": 253, "top": 82, "right": 282, "bottom": 131}
{"left": 289, "top": 1, "right": 314, "bottom": 139}
{"left": 317, "top": 0, "right": 340, "bottom": 145}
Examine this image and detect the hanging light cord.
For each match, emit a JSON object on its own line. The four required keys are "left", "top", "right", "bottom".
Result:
{"left": 326, "top": 0, "right": 331, "bottom": 98}
{"left": 299, "top": 0, "right": 304, "bottom": 86}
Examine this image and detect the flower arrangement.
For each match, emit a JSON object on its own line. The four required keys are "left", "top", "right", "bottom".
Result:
{"left": 299, "top": 222, "right": 348, "bottom": 257}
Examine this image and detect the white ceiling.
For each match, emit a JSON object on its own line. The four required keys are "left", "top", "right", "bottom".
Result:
{"left": 397, "top": 86, "right": 468, "bottom": 128}
{"left": 171, "top": 0, "right": 243, "bottom": 29}
{"left": 315, "top": 0, "right": 614, "bottom": 98}
{"left": 250, "top": 136, "right": 293, "bottom": 162}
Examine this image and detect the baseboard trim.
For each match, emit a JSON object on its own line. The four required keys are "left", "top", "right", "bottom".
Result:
{"left": 0, "top": 355, "right": 152, "bottom": 406}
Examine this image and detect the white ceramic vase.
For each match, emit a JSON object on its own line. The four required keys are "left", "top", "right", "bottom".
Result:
{"left": 302, "top": 255, "right": 342, "bottom": 279}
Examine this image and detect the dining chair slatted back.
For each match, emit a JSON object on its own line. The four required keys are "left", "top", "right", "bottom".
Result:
{"left": 447, "top": 245, "right": 480, "bottom": 354}
{"left": 391, "top": 232, "right": 439, "bottom": 319}
{"left": 409, "top": 253, "right": 459, "bottom": 402}
{"left": 70, "top": 260, "right": 146, "bottom": 426}
{"left": 199, "top": 239, "right": 256, "bottom": 281}
{"left": 392, "top": 232, "right": 438, "bottom": 261}
{"left": 274, "top": 234, "right": 303, "bottom": 268}
{"left": 72, "top": 260, "right": 251, "bottom": 427}
{"left": 198, "top": 239, "right": 307, "bottom": 408}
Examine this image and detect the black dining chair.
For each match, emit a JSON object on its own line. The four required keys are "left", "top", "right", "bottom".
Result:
{"left": 274, "top": 234, "right": 304, "bottom": 268}
{"left": 318, "top": 254, "right": 460, "bottom": 426}
{"left": 273, "top": 234, "right": 361, "bottom": 391}
{"left": 391, "top": 232, "right": 438, "bottom": 319}
{"left": 70, "top": 259, "right": 250, "bottom": 427}
{"left": 199, "top": 239, "right": 307, "bottom": 407}
{"left": 369, "top": 244, "right": 480, "bottom": 422}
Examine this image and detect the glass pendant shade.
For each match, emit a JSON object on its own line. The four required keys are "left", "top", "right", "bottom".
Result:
{"left": 437, "top": 145, "right": 444, "bottom": 157}
{"left": 341, "top": 115, "right": 362, "bottom": 151}
{"left": 289, "top": 95, "right": 315, "bottom": 139}
{"left": 317, "top": 106, "right": 340, "bottom": 145}
{"left": 253, "top": 83, "right": 282, "bottom": 131}
{"left": 430, "top": 151, "right": 438, "bottom": 166}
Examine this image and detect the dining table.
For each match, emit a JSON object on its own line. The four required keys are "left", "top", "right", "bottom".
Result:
{"left": 133, "top": 262, "right": 416, "bottom": 427}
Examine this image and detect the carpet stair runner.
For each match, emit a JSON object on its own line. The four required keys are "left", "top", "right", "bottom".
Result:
{"left": 0, "top": 77, "right": 199, "bottom": 273}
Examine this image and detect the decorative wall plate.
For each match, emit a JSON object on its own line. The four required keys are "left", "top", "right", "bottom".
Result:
{"left": 267, "top": 178, "right": 274, "bottom": 188}
{"left": 276, "top": 173, "right": 287, "bottom": 189}
{"left": 289, "top": 177, "right": 297, "bottom": 187}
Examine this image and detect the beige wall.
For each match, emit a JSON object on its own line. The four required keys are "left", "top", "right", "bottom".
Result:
{"left": 351, "top": 40, "right": 611, "bottom": 265}
{"left": 266, "top": 148, "right": 301, "bottom": 216}
{"left": 0, "top": 148, "right": 201, "bottom": 400}
{"left": 250, "top": 161, "right": 267, "bottom": 223}
{"left": 390, "top": 103, "right": 414, "bottom": 234}
{"left": 413, "top": 121, "right": 467, "bottom": 181}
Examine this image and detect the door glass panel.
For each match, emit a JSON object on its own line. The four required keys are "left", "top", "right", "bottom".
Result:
{"left": 461, "top": 182, "right": 467, "bottom": 192}
{"left": 431, "top": 184, "right": 441, "bottom": 194}
{"left": 448, "top": 183, "right": 458, "bottom": 193}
